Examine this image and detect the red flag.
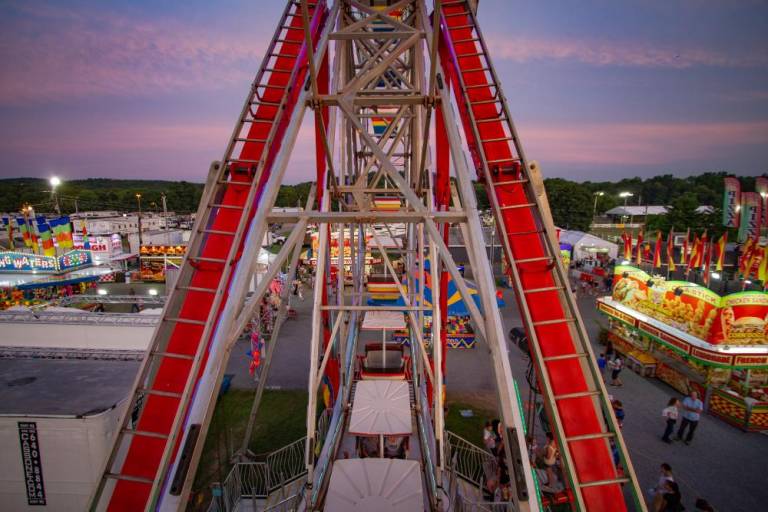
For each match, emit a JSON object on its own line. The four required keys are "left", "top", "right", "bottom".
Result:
{"left": 715, "top": 233, "right": 727, "bottom": 272}
{"left": 635, "top": 229, "right": 644, "bottom": 265}
{"left": 666, "top": 230, "right": 676, "bottom": 272}
{"left": 739, "top": 237, "right": 755, "bottom": 277}
{"left": 687, "top": 233, "right": 701, "bottom": 273}
{"left": 653, "top": 231, "right": 662, "bottom": 268}
{"left": 745, "top": 236, "right": 761, "bottom": 279}
{"left": 621, "top": 231, "right": 632, "bottom": 261}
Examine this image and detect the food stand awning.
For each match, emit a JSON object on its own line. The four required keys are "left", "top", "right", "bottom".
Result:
{"left": 0, "top": 266, "right": 114, "bottom": 290}
{"left": 349, "top": 380, "right": 411, "bottom": 435}
{"left": 362, "top": 311, "right": 406, "bottom": 331}
{"left": 558, "top": 230, "right": 618, "bottom": 260}
{"left": 325, "top": 458, "right": 424, "bottom": 512}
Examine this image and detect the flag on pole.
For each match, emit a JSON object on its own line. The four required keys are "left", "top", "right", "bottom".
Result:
{"left": 621, "top": 231, "right": 632, "bottom": 261}
{"left": 738, "top": 192, "right": 761, "bottom": 242}
{"left": 82, "top": 224, "right": 90, "bottom": 250}
{"left": 715, "top": 233, "right": 727, "bottom": 272}
{"left": 745, "top": 237, "right": 761, "bottom": 280}
{"left": 653, "top": 231, "right": 662, "bottom": 268}
{"left": 680, "top": 229, "right": 690, "bottom": 265}
{"left": 702, "top": 240, "right": 713, "bottom": 285}
{"left": 635, "top": 229, "right": 644, "bottom": 265}
{"left": 687, "top": 232, "right": 701, "bottom": 273}
{"left": 699, "top": 231, "right": 709, "bottom": 271}
{"left": 756, "top": 176, "right": 768, "bottom": 228}
{"left": 59, "top": 216, "right": 74, "bottom": 248}
{"left": 758, "top": 245, "right": 768, "bottom": 284}
{"left": 36, "top": 220, "right": 55, "bottom": 257}
{"left": 2, "top": 217, "right": 13, "bottom": 250}
{"left": 16, "top": 216, "right": 30, "bottom": 247}
{"left": 666, "top": 230, "right": 676, "bottom": 272}
{"left": 739, "top": 237, "right": 756, "bottom": 278}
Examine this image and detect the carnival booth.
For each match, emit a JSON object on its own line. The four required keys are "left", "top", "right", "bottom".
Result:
{"left": 599, "top": 265, "right": 768, "bottom": 431}
{"left": 139, "top": 245, "right": 186, "bottom": 282}
{"left": 559, "top": 230, "right": 618, "bottom": 261}
{"left": 309, "top": 230, "right": 376, "bottom": 284}
{"left": 367, "top": 267, "right": 505, "bottom": 349}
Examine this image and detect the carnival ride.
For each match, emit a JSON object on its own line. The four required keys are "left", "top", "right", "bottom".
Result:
{"left": 90, "top": 1, "right": 646, "bottom": 511}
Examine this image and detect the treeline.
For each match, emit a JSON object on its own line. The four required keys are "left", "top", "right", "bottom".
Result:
{"left": 1, "top": 172, "right": 764, "bottom": 234}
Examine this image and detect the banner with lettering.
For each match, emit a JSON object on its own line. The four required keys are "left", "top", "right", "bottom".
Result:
{"left": 757, "top": 176, "right": 768, "bottom": 228}
{"left": 738, "top": 192, "right": 761, "bottom": 242}
{"left": 723, "top": 177, "right": 741, "bottom": 228}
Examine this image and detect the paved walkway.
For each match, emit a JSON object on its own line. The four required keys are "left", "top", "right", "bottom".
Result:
{"left": 225, "top": 286, "right": 768, "bottom": 511}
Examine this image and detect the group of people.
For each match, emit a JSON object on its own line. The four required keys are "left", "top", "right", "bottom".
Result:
{"left": 649, "top": 463, "right": 716, "bottom": 511}
{"left": 481, "top": 420, "right": 514, "bottom": 500}
{"left": 661, "top": 390, "right": 703, "bottom": 445}
{"left": 597, "top": 341, "right": 625, "bottom": 387}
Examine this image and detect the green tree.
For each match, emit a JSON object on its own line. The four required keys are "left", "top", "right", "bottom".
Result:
{"left": 544, "top": 178, "right": 593, "bottom": 231}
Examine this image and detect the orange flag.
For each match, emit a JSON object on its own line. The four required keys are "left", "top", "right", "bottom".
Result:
{"left": 653, "top": 231, "right": 662, "bottom": 268}
{"left": 715, "top": 233, "right": 727, "bottom": 272}
{"left": 666, "top": 230, "right": 676, "bottom": 272}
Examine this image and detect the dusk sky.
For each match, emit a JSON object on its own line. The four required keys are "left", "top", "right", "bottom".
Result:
{"left": 0, "top": 0, "right": 766, "bottom": 184}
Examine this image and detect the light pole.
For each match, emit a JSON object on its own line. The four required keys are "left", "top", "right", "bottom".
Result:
{"left": 592, "top": 191, "right": 604, "bottom": 220}
{"left": 619, "top": 191, "right": 634, "bottom": 225}
{"left": 49, "top": 176, "right": 61, "bottom": 215}
{"left": 136, "top": 193, "right": 143, "bottom": 248}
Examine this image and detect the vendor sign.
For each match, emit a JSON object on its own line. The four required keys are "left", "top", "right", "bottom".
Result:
{"left": 712, "top": 292, "right": 768, "bottom": 345}
{"left": 58, "top": 249, "right": 92, "bottom": 271}
{"left": 0, "top": 252, "right": 57, "bottom": 273}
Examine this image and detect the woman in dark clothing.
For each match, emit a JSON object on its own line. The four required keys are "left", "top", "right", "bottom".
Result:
{"left": 661, "top": 480, "right": 684, "bottom": 512}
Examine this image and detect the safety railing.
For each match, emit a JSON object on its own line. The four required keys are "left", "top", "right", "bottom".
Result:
{"left": 0, "top": 310, "right": 160, "bottom": 326}
{"left": 220, "top": 462, "right": 269, "bottom": 512}
{"left": 444, "top": 431, "right": 497, "bottom": 490}
{"left": 266, "top": 437, "right": 307, "bottom": 493}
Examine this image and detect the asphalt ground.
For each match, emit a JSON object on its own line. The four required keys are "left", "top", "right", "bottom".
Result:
{"left": 225, "top": 285, "right": 768, "bottom": 511}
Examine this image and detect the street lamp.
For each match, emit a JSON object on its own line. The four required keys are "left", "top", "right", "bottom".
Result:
{"left": 49, "top": 176, "right": 61, "bottom": 215}
{"left": 592, "top": 191, "right": 604, "bottom": 219}
{"left": 619, "top": 191, "right": 634, "bottom": 206}
{"left": 136, "top": 193, "right": 143, "bottom": 247}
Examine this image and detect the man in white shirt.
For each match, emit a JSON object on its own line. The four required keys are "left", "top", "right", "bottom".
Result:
{"left": 676, "top": 390, "right": 703, "bottom": 445}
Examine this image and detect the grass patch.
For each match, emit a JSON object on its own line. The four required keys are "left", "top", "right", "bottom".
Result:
{"left": 189, "top": 389, "right": 308, "bottom": 511}
{"left": 445, "top": 399, "right": 498, "bottom": 448}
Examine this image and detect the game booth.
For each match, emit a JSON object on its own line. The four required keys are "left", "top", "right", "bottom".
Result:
{"left": 366, "top": 267, "right": 505, "bottom": 349}
{"left": 598, "top": 265, "right": 768, "bottom": 431}
{"left": 0, "top": 250, "right": 113, "bottom": 309}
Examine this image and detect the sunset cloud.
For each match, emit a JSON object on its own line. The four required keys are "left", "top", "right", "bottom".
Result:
{"left": 0, "top": 3, "right": 267, "bottom": 104}
{"left": 487, "top": 36, "right": 767, "bottom": 69}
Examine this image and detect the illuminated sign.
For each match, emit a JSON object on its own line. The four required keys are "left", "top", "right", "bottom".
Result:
{"left": 0, "top": 252, "right": 57, "bottom": 273}
{"left": 734, "top": 355, "right": 768, "bottom": 367}
{"left": 690, "top": 347, "right": 732, "bottom": 365}
{"left": 638, "top": 321, "right": 691, "bottom": 354}
{"left": 598, "top": 302, "right": 637, "bottom": 327}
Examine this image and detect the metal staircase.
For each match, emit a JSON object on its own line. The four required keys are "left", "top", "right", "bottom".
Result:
{"left": 89, "top": 2, "right": 328, "bottom": 510}
{"left": 438, "top": 1, "right": 645, "bottom": 511}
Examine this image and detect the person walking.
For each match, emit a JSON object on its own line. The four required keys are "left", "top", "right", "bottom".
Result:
{"left": 609, "top": 355, "right": 624, "bottom": 386}
{"left": 660, "top": 480, "right": 684, "bottom": 512}
{"left": 612, "top": 399, "right": 625, "bottom": 428}
{"left": 676, "top": 390, "right": 704, "bottom": 445}
{"left": 597, "top": 353, "right": 607, "bottom": 379}
{"left": 483, "top": 421, "right": 497, "bottom": 454}
{"left": 661, "top": 397, "right": 680, "bottom": 443}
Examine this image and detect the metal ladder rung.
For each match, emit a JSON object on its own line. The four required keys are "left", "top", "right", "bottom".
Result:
{"left": 554, "top": 390, "right": 601, "bottom": 401}
{"left": 138, "top": 388, "right": 184, "bottom": 399}
{"left": 210, "top": 203, "right": 246, "bottom": 210}
{"left": 166, "top": 317, "right": 207, "bottom": 326}
{"left": 275, "top": 39, "right": 303, "bottom": 45}
{"left": 453, "top": 37, "right": 480, "bottom": 44}
{"left": 264, "top": 68, "right": 292, "bottom": 74}
{"left": 579, "top": 477, "right": 630, "bottom": 489}
{"left": 488, "top": 157, "right": 520, "bottom": 164}
{"left": 444, "top": 11, "right": 470, "bottom": 18}
{"left": 256, "top": 83, "right": 289, "bottom": 90}
{"left": 500, "top": 202, "right": 535, "bottom": 210}
{"left": 483, "top": 136, "right": 513, "bottom": 142}
{"left": 281, "top": 25, "right": 304, "bottom": 30}
{"left": 200, "top": 229, "right": 237, "bottom": 236}
{"left": 189, "top": 256, "right": 228, "bottom": 264}
{"left": 493, "top": 178, "right": 528, "bottom": 186}
{"left": 123, "top": 429, "right": 170, "bottom": 440}
{"left": 242, "top": 117, "right": 275, "bottom": 123}
{"left": 470, "top": 98, "right": 500, "bottom": 106}
{"left": 441, "top": 0, "right": 468, "bottom": 5}
{"left": 458, "top": 52, "right": 485, "bottom": 58}
{"left": 524, "top": 285, "right": 564, "bottom": 294}
{"left": 465, "top": 83, "right": 495, "bottom": 89}
{"left": 533, "top": 318, "right": 576, "bottom": 327}
{"left": 566, "top": 432, "right": 615, "bottom": 443}
{"left": 227, "top": 159, "right": 262, "bottom": 165}
{"left": 105, "top": 473, "right": 154, "bottom": 485}
{"left": 448, "top": 24, "right": 475, "bottom": 30}
{"left": 219, "top": 180, "right": 253, "bottom": 186}
{"left": 515, "top": 256, "right": 552, "bottom": 264}
{"left": 152, "top": 351, "right": 195, "bottom": 361}
{"left": 462, "top": 67, "right": 490, "bottom": 73}
{"left": 506, "top": 229, "right": 544, "bottom": 237}
{"left": 477, "top": 116, "right": 507, "bottom": 124}
{"left": 249, "top": 99, "right": 281, "bottom": 107}
{"left": 543, "top": 352, "right": 589, "bottom": 362}
{"left": 178, "top": 286, "right": 218, "bottom": 294}
{"left": 234, "top": 138, "right": 268, "bottom": 144}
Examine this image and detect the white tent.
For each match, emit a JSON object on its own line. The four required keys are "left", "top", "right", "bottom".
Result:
{"left": 325, "top": 459, "right": 423, "bottom": 511}
{"left": 349, "top": 380, "right": 411, "bottom": 435}
{"left": 559, "top": 230, "right": 618, "bottom": 261}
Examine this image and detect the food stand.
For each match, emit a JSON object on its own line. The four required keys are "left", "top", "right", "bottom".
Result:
{"left": 599, "top": 265, "right": 768, "bottom": 431}
{"left": 139, "top": 245, "right": 185, "bottom": 282}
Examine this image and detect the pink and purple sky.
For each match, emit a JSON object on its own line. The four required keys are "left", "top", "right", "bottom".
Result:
{"left": 0, "top": 0, "right": 766, "bottom": 183}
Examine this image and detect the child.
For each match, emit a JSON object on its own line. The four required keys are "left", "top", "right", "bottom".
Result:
{"left": 612, "top": 400, "right": 625, "bottom": 428}
{"left": 597, "top": 353, "right": 607, "bottom": 378}
{"left": 610, "top": 355, "right": 624, "bottom": 386}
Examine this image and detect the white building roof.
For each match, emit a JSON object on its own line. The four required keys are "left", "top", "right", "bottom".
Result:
{"left": 349, "top": 380, "right": 411, "bottom": 435}
{"left": 325, "top": 459, "right": 424, "bottom": 512}
{"left": 606, "top": 205, "right": 714, "bottom": 216}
